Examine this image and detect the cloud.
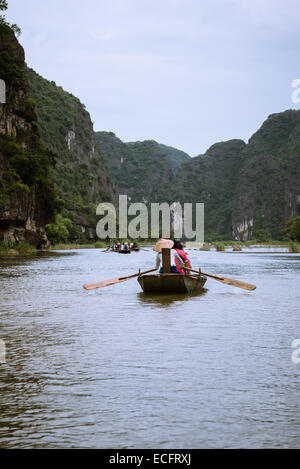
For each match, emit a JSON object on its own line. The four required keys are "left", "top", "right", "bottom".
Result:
{"left": 5, "top": 0, "right": 300, "bottom": 154}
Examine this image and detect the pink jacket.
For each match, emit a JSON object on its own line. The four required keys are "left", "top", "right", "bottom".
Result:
{"left": 174, "top": 249, "right": 191, "bottom": 274}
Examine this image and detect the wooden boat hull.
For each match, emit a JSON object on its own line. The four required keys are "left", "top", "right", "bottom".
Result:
{"left": 137, "top": 273, "right": 207, "bottom": 293}
{"left": 118, "top": 250, "right": 131, "bottom": 254}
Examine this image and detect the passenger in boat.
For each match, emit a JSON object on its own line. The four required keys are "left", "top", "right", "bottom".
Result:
{"left": 154, "top": 239, "right": 184, "bottom": 274}
{"left": 121, "top": 242, "right": 130, "bottom": 251}
{"left": 173, "top": 240, "right": 192, "bottom": 274}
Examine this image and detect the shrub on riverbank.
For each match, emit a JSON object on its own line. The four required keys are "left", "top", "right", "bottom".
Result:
{"left": 214, "top": 242, "right": 225, "bottom": 251}
{"left": 289, "top": 241, "right": 300, "bottom": 253}
{"left": 0, "top": 241, "right": 36, "bottom": 255}
{"left": 283, "top": 217, "right": 300, "bottom": 242}
{"left": 200, "top": 243, "right": 211, "bottom": 251}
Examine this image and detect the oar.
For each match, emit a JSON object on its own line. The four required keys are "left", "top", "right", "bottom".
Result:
{"left": 83, "top": 268, "right": 157, "bottom": 290}
{"left": 186, "top": 267, "right": 256, "bottom": 291}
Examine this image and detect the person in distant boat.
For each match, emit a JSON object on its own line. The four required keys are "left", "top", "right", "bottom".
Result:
{"left": 172, "top": 240, "right": 192, "bottom": 274}
{"left": 121, "top": 242, "right": 130, "bottom": 251}
{"left": 116, "top": 242, "right": 121, "bottom": 250}
{"left": 154, "top": 239, "right": 184, "bottom": 274}
{"left": 111, "top": 242, "right": 117, "bottom": 250}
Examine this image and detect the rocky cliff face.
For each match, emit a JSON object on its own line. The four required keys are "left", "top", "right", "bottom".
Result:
{"left": 0, "top": 24, "right": 57, "bottom": 248}
{"left": 26, "top": 68, "right": 114, "bottom": 239}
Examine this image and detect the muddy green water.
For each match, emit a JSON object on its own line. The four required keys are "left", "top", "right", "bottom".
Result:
{"left": 0, "top": 249, "right": 300, "bottom": 448}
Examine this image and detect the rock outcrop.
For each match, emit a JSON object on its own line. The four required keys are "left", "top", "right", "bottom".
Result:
{"left": 0, "top": 23, "right": 57, "bottom": 248}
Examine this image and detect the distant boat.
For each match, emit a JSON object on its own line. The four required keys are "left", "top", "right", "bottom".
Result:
{"left": 137, "top": 273, "right": 207, "bottom": 293}
{"left": 118, "top": 249, "right": 131, "bottom": 254}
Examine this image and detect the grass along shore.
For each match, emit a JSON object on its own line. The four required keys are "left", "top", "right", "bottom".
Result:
{"left": 0, "top": 241, "right": 37, "bottom": 255}
{"left": 50, "top": 240, "right": 299, "bottom": 253}
{"left": 1, "top": 240, "right": 299, "bottom": 255}
{"left": 50, "top": 240, "right": 153, "bottom": 250}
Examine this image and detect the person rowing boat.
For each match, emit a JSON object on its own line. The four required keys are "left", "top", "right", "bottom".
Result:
{"left": 172, "top": 240, "right": 192, "bottom": 274}
{"left": 130, "top": 241, "right": 140, "bottom": 251}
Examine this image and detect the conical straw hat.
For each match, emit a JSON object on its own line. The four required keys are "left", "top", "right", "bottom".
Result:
{"left": 154, "top": 238, "right": 174, "bottom": 253}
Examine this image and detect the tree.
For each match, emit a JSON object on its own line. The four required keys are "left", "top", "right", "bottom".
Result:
{"left": 0, "top": 1, "right": 8, "bottom": 11}
{"left": 45, "top": 215, "right": 71, "bottom": 245}
{"left": 0, "top": 1, "right": 21, "bottom": 36}
{"left": 256, "top": 228, "right": 271, "bottom": 243}
{"left": 282, "top": 216, "right": 300, "bottom": 242}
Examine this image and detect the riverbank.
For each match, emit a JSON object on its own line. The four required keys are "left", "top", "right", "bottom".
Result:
{"left": 50, "top": 240, "right": 155, "bottom": 250}
{"left": 1, "top": 240, "right": 299, "bottom": 256}
{"left": 186, "top": 240, "right": 300, "bottom": 253}
{"left": 0, "top": 242, "right": 37, "bottom": 256}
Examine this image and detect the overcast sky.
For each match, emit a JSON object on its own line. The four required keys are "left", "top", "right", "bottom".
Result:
{"left": 5, "top": 0, "right": 300, "bottom": 155}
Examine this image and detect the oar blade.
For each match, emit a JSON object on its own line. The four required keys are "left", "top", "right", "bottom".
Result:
{"left": 82, "top": 267, "right": 157, "bottom": 291}
{"left": 216, "top": 276, "right": 256, "bottom": 291}
{"left": 83, "top": 277, "right": 128, "bottom": 290}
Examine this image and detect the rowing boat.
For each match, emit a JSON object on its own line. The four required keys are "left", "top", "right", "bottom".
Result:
{"left": 118, "top": 250, "right": 131, "bottom": 254}
{"left": 137, "top": 273, "right": 207, "bottom": 293}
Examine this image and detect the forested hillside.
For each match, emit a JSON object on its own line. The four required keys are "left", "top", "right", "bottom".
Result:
{"left": 231, "top": 110, "right": 300, "bottom": 240}
{"left": 173, "top": 140, "right": 246, "bottom": 240}
{"left": 95, "top": 132, "right": 184, "bottom": 203}
{"left": 173, "top": 111, "right": 300, "bottom": 240}
{"left": 25, "top": 74, "right": 300, "bottom": 243}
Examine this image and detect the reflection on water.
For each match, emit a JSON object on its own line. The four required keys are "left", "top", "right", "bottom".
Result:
{"left": 137, "top": 289, "right": 208, "bottom": 307}
{"left": 0, "top": 249, "right": 300, "bottom": 448}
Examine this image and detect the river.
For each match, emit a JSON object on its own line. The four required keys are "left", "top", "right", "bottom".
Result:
{"left": 0, "top": 248, "right": 300, "bottom": 448}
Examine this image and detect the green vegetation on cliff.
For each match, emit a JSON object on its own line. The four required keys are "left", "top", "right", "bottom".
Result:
{"left": 282, "top": 216, "right": 300, "bottom": 242}
{"left": 96, "top": 113, "right": 300, "bottom": 242}
{"left": 0, "top": 132, "right": 58, "bottom": 219}
{"left": 157, "top": 143, "right": 190, "bottom": 172}
{"left": 0, "top": 0, "right": 21, "bottom": 37}
{"left": 173, "top": 139, "right": 246, "bottom": 240}
{"left": 95, "top": 132, "right": 188, "bottom": 203}
{"left": 0, "top": 23, "right": 59, "bottom": 247}
{"left": 232, "top": 110, "right": 300, "bottom": 240}
{"left": 117, "top": 139, "right": 174, "bottom": 202}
